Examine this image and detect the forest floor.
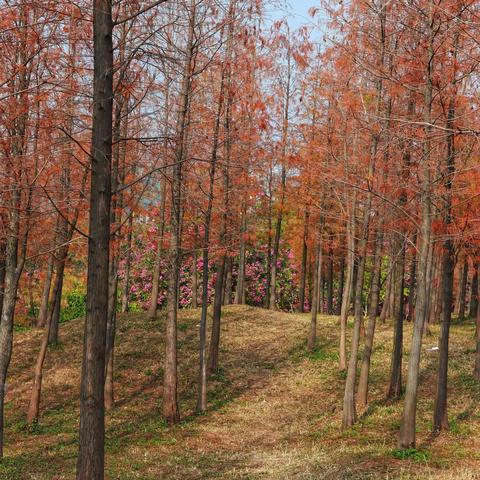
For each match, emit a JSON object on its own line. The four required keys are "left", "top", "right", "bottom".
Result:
{"left": 4, "top": 305, "right": 480, "bottom": 479}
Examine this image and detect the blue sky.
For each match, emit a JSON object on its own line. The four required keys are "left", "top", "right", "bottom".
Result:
{"left": 267, "top": 1, "right": 326, "bottom": 36}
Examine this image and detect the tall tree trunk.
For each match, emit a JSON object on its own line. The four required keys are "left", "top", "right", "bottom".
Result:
{"left": 342, "top": 201, "right": 370, "bottom": 428}
{"left": 358, "top": 230, "right": 382, "bottom": 407}
{"left": 316, "top": 237, "right": 323, "bottom": 314}
{"left": 327, "top": 248, "right": 334, "bottom": 315}
{"left": 0, "top": 242, "right": 5, "bottom": 321}
{"left": 163, "top": 0, "right": 196, "bottom": 426}
{"left": 299, "top": 207, "right": 309, "bottom": 313}
{"left": 456, "top": 257, "right": 468, "bottom": 320}
{"left": 387, "top": 240, "right": 405, "bottom": 399}
{"left": 48, "top": 253, "right": 66, "bottom": 345}
{"left": 148, "top": 79, "right": 170, "bottom": 319}
{"left": 0, "top": 4, "right": 29, "bottom": 453}
{"left": 207, "top": 3, "right": 234, "bottom": 374}
{"left": 27, "top": 287, "right": 56, "bottom": 424}
{"left": 398, "top": 8, "right": 434, "bottom": 448}
{"left": 269, "top": 47, "right": 291, "bottom": 310}
{"left": 433, "top": 85, "right": 458, "bottom": 432}
{"left": 76, "top": 0, "right": 112, "bottom": 476}
{"left": 120, "top": 213, "right": 133, "bottom": 313}
{"left": 475, "top": 280, "right": 480, "bottom": 381}
{"left": 37, "top": 254, "right": 54, "bottom": 328}
{"left": 339, "top": 197, "right": 356, "bottom": 371}
{"left": 104, "top": 86, "right": 128, "bottom": 410}
{"left": 380, "top": 268, "right": 392, "bottom": 323}
{"left": 235, "top": 205, "right": 247, "bottom": 305}
{"left": 307, "top": 225, "right": 321, "bottom": 351}
{"left": 469, "top": 266, "right": 478, "bottom": 319}
{"left": 224, "top": 257, "right": 233, "bottom": 305}
{"left": 337, "top": 258, "right": 345, "bottom": 315}
{"left": 197, "top": 24, "right": 229, "bottom": 408}
{"left": 317, "top": 244, "right": 325, "bottom": 313}
{"left": 208, "top": 259, "right": 225, "bottom": 374}
{"left": 407, "top": 234, "right": 417, "bottom": 322}
{"left": 0, "top": 190, "right": 24, "bottom": 458}
{"left": 192, "top": 250, "right": 198, "bottom": 308}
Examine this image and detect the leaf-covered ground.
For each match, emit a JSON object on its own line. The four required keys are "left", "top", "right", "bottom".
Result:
{"left": 4, "top": 305, "right": 480, "bottom": 479}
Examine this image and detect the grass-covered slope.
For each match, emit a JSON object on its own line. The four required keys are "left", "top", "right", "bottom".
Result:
{"left": 4, "top": 305, "right": 480, "bottom": 479}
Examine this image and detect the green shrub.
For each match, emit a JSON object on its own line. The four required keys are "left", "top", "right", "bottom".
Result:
{"left": 61, "top": 288, "right": 86, "bottom": 322}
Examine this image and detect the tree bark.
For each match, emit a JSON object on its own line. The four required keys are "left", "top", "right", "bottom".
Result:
{"left": 327, "top": 248, "right": 334, "bottom": 315}
{"left": 406, "top": 234, "right": 417, "bottom": 322}
{"left": 37, "top": 254, "right": 54, "bottom": 328}
{"left": 307, "top": 225, "right": 322, "bottom": 351}
{"left": 398, "top": 8, "right": 434, "bottom": 448}
{"left": 358, "top": 230, "right": 382, "bottom": 407}
{"left": 299, "top": 207, "right": 309, "bottom": 313}
{"left": 469, "top": 266, "right": 478, "bottom": 319}
{"left": 76, "top": 0, "right": 112, "bottom": 476}
{"left": 163, "top": 0, "right": 196, "bottom": 426}
{"left": 120, "top": 213, "right": 133, "bottom": 313}
{"left": 269, "top": 46, "right": 291, "bottom": 310}
{"left": 387, "top": 240, "right": 405, "bottom": 399}
{"left": 337, "top": 258, "right": 345, "bottom": 316}
{"left": 433, "top": 85, "right": 457, "bottom": 432}
{"left": 224, "top": 257, "right": 233, "bottom": 305}
{"left": 342, "top": 201, "right": 370, "bottom": 428}
{"left": 339, "top": 197, "right": 356, "bottom": 371}
{"left": 456, "top": 257, "right": 468, "bottom": 320}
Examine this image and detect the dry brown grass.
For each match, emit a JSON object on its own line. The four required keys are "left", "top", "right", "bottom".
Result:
{"left": 3, "top": 305, "right": 480, "bottom": 479}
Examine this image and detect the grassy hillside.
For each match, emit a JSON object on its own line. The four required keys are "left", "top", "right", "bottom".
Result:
{"left": 4, "top": 305, "right": 480, "bottom": 479}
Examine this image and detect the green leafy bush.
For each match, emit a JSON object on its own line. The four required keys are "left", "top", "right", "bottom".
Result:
{"left": 61, "top": 288, "right": 86, "bottom": 322}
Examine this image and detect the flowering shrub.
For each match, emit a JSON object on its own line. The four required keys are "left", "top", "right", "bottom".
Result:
{"left": 118, "top": 225, "right": 301, "bottom": 312}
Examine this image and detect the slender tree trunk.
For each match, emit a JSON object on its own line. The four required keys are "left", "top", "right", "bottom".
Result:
{"left": 433, "top": 88, "right": 457, "bottom": 432}
{"left": 163, "top": 0, "right": 196, "bottom": 426}
{"left": 316, "top": 237, "right": 323, "bottom": 314}
{"left": 456, "top": 257, "right": 468, "bottom": 320}
{"left": 192, "top": 249, "right": 198, "bottom": 308}
{"left": 207, "top": 4, "right": 234, "bottom": 374}
{"left": 307, "top": 226, "right": 321, "bottom": 351}
{"left": 469, "top": 266, "right": 478, "bottom": 319}
{"left": 475, "top": 281, "right": 480, "bottom": 381}
{"left": 327, "top": 248, "right": 334, "bottom": 315}
{"left": 318, "top": 247, "right": 324, "bottom": 314}
{"left": 269, "top": 48, "right": 291, "bottom": 310}
{"left": 235, "top": 206, "right": 247, "bottom": 305}
{"left": 0, "top": 3, "right": 29, "bottom": 457}
{"left": 48, "top": 255, "right": 66, "bottom": 345}
{"left": 387, "top": 240, "right": 405, "bottom": 399}
{"left": 358, "top": 230, "right": 382, "bottom": 407}
{"left": 27, "top": 291, "right": 56, "bottom": 424}
{"left": 0, "top": 191, "right": 23, "bottom": 458}
{"left": 37, "top": 254, "right": 54, "bottom": 328}
{"left": 299, "top": 207, "right": 309, "bottom": 313}
{"left": 197, "top": 26, "right": 229, "bottom": 408}
{"left": 224, "top": 257, "right": 233, "bottom": 305}
{"left": 407, "top": 234, "right": 417, "bottom": 322}
{"left": 148, "top": 77, "right": 170, "bottom": 319}
{"left": 380, "top": 268, "right": 392, "bottom": 323}
{"left": 208, "top": 259, "right": 225, "bottom": 374}
{"left": 342, "top": 202, "right": 370, "bottom": 428}
{"left": 0, "top": 243, "right": 5, "bottom": 320}
{"left": 120, "top": 213, "right": 133, "bottom": 313}
{"left": 337, "top": 258, "right": 345, "bottom": 316}
{"left": 104, "top": 93, "right": 128, "bottom": 411}
{"left": 76, "top": 0, "right": 112, "bottom": 475}
{"left": 339, "top": 197, "right": 356, "bottom": 371}
{"left": 398, "top": 9, "right": 434, "bottom": 448}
